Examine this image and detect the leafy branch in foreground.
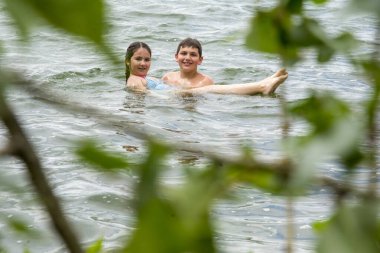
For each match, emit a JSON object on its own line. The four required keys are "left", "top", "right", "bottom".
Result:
{"left": 1, "top": 0, "right": 380, "bottom": 252}
{"left": 246, "top": 0, "right": 380, "bottom": 252}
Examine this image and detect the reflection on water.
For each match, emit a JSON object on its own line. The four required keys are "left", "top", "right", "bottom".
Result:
{"left": 0, "top": 0, "right": 375, "bottom": 252}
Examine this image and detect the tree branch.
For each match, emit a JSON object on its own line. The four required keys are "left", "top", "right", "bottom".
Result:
{"left": 0, "top": 95, "right": 83, "bottom": 253}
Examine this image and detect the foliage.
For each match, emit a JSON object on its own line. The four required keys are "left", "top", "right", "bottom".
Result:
{"left": 0, "top": 0, "right": 379, "bottom": 253}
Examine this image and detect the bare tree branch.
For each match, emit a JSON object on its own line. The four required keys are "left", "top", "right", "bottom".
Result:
{"left": 0, "top": 94, "right": 83, "bottom": 253}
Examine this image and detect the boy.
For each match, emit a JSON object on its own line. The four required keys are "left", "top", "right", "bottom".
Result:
{"left": 162, "top": 38, "right": 288, "bottom": 95}
{"left": 162, "top": 38, "right": 214, "bottom": 89}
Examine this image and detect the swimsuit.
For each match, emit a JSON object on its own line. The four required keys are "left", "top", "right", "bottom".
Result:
{"left": 146, "top": 78, "right": 172, "bottom": 90}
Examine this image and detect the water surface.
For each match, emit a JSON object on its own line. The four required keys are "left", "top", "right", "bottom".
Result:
{"left": 0, "top": 0, "right": 375, "bottom": 252}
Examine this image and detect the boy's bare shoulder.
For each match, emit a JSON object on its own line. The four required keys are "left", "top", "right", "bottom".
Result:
{"left": 198, "top": 73, "right": 214, "bottom": 86}
{"left": 162, "top": 71, "right": 179, "bottom": 78}
{"left": 162, "top": 71, "right": 180, "bottom": 82}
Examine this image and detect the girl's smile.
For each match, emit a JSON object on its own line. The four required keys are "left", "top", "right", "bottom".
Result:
{"left": 129, "top": 47, "right": 151, "bottom": 77}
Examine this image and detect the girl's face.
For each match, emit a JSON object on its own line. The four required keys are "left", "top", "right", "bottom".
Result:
{"left": 128, "top": 47, "right": 151, "bottom": 77}
{"left": 175, "top": 46, "right": 203, "bottom": 72}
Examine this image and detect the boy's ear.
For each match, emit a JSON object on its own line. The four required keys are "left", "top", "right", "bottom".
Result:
{"left": 198, "top": 56, "right": 204, "bottom": 65}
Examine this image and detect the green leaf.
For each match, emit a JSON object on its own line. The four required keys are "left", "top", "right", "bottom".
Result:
{"left": 125, "top": 143, "right": 218, "bottom": 253}
{"left": 285, "top": 0, "right": 304, "bottom": 14}
{"left": 4, "top": 0, "right": 106, "bottom": 45}
{"left": 246, "top": 7, "right": 303, "bottom": 64}
{"left": 349, "top": 0, "right": 380, "bottom": 17}
{"left": 312, "top": 0, "right": 329, "bottom": 4}
{"left": 29, "top": 0, "right": 105, "bottom": 44}
{"left": 3, "top": 0, "right": 40, "bottom": 39}
{"left": 124, "top": 197, "right": 185, "bottom": 253}
{"left": 8, "top": 217, "right": 40, "bottom": 238}
{"left": 316, "top": 201, "right": 380, "bottom": 253}
{"left": 317, "top": 45, "right": 334, "bottom": 62}
{"left": 86, "top": 238, "right": 103, "bottom": 253}
{"left": 230, "top": 165, "right": 287, "bottom": 194}
{"left": 289, "top": 92, "right": 351, "bottom": 134}
{"left": 285, "top": 91, "right": 365, "bottom": 182}
{"left": 134, "top": 141, "right": 170, "bottom": 211}
{"left": 9, "top": 219, "right": 30, "bottom": 233}
{"left": 332, "top": 32, "right": 358, "bottom": 52}
{"left": 75, "top": 139, "right": 129, "bottom": 171}
{"left": 246, "top": 10, "right": 282, "bottom": 54}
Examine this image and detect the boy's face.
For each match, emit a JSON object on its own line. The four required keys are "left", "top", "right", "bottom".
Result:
{"left": 175, "top": 46, "right": 203, "bottom": 72}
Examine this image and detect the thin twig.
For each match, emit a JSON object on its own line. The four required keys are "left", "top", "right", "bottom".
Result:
{"left": 367, "top": 19, "right": 380, "bottom": 196}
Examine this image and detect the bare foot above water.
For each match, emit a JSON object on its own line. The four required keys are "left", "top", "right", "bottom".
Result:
{"left": 262, "top": 68, "right": 288, "bottom": 95}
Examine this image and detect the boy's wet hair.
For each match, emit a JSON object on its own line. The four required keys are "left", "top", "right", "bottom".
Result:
{"left": 125, "top": 41, "right": 151, "bottom": 81}
{"left": 176, "top": 38, "right": 202, "bottom": 57}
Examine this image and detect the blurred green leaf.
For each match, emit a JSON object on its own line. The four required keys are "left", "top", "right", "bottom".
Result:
{"left": 358, "top": 60, "right": 380, "bottom": 130}
{"left": 312, "top": 0, "right": 329, "bottom": 4}
{"left": 8, "top": 217, "right": 40, "bottom": 239}
{"left": 86, "top": 238, "right": 103, "bottom": 253}
{"left": 332, "top": 32, "right": 358, "bottom": 52}
{"left": 3, "top": 0, "right": 117, "bottom": 61}
{"left": 339, "top": 145, "right": 364, "bottom": 170}
{"left": 3, "top": 0, "right": 39, "bottom": 39}
{"left": 134, "top": 141, "right": 170, "bottom": 211}
{"left": 349, "top": 0, "right": 380, "bottom": 17}
{"left": 246, "top": 10, "right": 282, "bottom": 54}
{"left": 125, "top": 142, "right": 216, "bottom": 253}
{"left": 317, "top": 44, "right": 334, "bottom": 62}
{"left": 9, "top": 218, "right": 30, "bottom": 233}
{"left": 229, "top": 164, "right": 287, "bottom": 194}
{"left": 284, "top": 92, "right": 365, "bottom": 188}
{"left": 285, "top": 0, "right": 304, "bottom": 14}
{"left": 316, "top": 201, "right": 380, "bottom": 253}
{"left": 125, "top": 197, "right": 185, "bottom": 253}
{"left": 289, "top": 92, "right": 351, "bottom": 134}
{"left": 75, "top": 139, "right": 129, "bottom": 171}
{"left": 361, "top": 60, "right": 380, "bottom": 92}
{"left": 246, "top": 2, "right": 358, "bottom": 65}
{"left": 32, "top": 0, "right": 105, "bottom": 44}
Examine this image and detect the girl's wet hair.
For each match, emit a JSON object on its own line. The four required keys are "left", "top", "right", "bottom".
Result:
{"left": 176, "top": 38, "right": 202, "bottom": 57}
{"left": 125, "top": 42, "right": 151, "bottom": 81}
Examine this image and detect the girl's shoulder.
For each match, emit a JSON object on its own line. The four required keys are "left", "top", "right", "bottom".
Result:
{"left": 126, "top": 75, "right": 147, "bottom": 91}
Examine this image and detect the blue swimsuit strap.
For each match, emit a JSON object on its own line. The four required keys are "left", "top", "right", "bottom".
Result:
{"left": 146, "top": 78, "right": 172, "bottom": 90}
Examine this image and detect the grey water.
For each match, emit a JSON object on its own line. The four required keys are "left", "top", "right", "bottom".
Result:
{"left": 0, "top": 0, "right": 376, "bottom": 252}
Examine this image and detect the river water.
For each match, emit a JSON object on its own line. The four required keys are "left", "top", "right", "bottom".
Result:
{"left": 0, "top": 0, "right": 376, "bottom": 252}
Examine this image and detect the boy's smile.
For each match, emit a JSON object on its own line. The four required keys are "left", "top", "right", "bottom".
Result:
{"left": 175, "top": 46, "right": 203, "bottom": 72}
